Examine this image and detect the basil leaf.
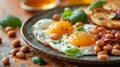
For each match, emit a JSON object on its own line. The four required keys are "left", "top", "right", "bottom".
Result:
{"left": 32, "top": 56, "right": 46, "bottom": 65}
{"left": 88, "top": 0, "right": 106, "bottom": 10}
{"left": 62, "top": 8, "right": 87, "bottom": 24}
{"left": 109, "top": 12, "right": 116, "bottom": 19}
{"left": 0, "top": 15, "right": 22, "bottom": 28}
{"left": 69, "top": 9, "right": 87, "bottom": 24}
{"left": 62, "top": 8, "right": 73, "bottom": 20}
{"left": 65, "top": 48, "right": 83, "bottom": 58}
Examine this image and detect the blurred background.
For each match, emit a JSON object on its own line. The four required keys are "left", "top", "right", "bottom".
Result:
{"left": 0, "top": 0, "right": 94, "bottom": 21}
{"left": 20, "top": 0, "right": 93, "bottom": 11}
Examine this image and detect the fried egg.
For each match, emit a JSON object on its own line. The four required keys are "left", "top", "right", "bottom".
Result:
{"left": 32, "top": 19, "right": 96, "bottom": 55}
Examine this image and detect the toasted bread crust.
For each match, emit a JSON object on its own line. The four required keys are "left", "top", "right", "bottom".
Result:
{"left": 90, "top": 8, "right": 120, "bottom": 29}
{"left": 103, "top": 0, "right": 120, "bottom": 11}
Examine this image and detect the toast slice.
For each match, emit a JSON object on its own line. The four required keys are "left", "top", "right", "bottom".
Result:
{"left": 90, "top": 8, "right": 120, "bottom": 28}
{"left": 103, "top": 0, "right": 120, "bottom": 11}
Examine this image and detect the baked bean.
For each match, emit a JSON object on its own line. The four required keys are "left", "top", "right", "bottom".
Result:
{"left": 11, "top": 40, "right": 20, "bottom": 47}
{"left": 103, "top": 45, "right": 112, "bottom": 52}
{"left": 7, "top": 30, "right": 16, "bottom": 37}
{"left": 2, "top": 56, "right": 9, "bottom": 65}
{"left": 97, "top": 54, "right": 109, "bottom": 61}
{"left": 105, "top": 30, "right": 111, "bottom": 34}
{"left": 112, "top": 43, "right": 119, "bottom": 46}
{"left": 21, "top": 46, "right": 30, "bottom": 53}
{"left": 50, "top": 33, "right": 60, "bottom": 40}
{"left": 53, "top": 14, "right": 60, "bottom": 21}
{"left": 99, "top": 30, "right": 110, "bottom": 35}
{"left": 98, "top": 27, "right": 105, "bottom": 31}
{"left": 105, "top": 34, "right": 114, "bottom": 39}
{"left": 115, "top": 32, "right": 120, "bottom": 39}
{"left": 93, "top": 46, "right": 101, "bottom": 53}
{"left": 11, "top": 48, "right": 19, "bottom": 56}
{"left": 113, "top": 44, "right": 120, "bottom": 50}
{"left": 90, "top": 28, "right": 99, "bottom": 34}
{"left": 95, "top": 40, "right": 105, "bottom": 47}
{"left": 16, "top": 52, "right": 25, "bottom": 59}
{"left": 94, "top": 25, "right": 99, "bottom": 28}
{"left": 75, "top": 22, "right": 83, "bottom": 27}
{"left": 106, "top": 44, "right": 113, "bottom": 49}
{"left": 97, "top": 51, "right": 107, "bottom": 55}
{"left": 5, "top": 26, "right": 14, "bottom": 32}
{"left": 111, "top": 49, "right": 120, "bottom": 55}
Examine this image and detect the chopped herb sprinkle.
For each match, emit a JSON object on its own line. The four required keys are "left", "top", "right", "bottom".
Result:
{"left": 109, "top": 12, "right": 116, "bottom": 19}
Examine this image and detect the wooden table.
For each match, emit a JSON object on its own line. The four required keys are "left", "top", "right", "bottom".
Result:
{"left": 0, "top": 0, "right": 120, "bottom": 67}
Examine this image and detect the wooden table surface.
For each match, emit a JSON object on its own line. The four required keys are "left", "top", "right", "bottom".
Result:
{"left": 0, "top": 0, "right": 120, "bottom": 67}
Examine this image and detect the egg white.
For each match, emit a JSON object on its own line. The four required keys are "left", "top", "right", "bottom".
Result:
{"left": 33, "top": 19, "right": 96, "bottom": 55}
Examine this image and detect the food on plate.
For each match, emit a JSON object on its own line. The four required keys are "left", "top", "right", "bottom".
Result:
{"left": 53, "top": 14, "right": 60, "bottom": 21}
{"left": 33, "top": 19, "right": 96, "bottom": 56}
{"left": 90, "top": 8, "right": 120, "bottom": 28}
{"left": 88, "top": 0, "right": 106, "bottom": 10}
{"left": 103, "top": 0, "right": 120, "bottom": 11}
{"left": 32, "top": 0, "right": 120, "bottom": 61}
{"left": 62, "top": 8, "right": 87, "bottom": 24}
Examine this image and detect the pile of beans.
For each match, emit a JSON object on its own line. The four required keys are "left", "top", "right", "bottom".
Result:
{"left": 5, "top": 26, "right": 16, "bottom": 37}
{"left": 10, "top": 40, "right": 30, "bottom": 58}
{"left": 1, "top": 26, "right": 30, "bottom": 65}
{"left": 90, "top": 26, "right": 120, "bottom": 60}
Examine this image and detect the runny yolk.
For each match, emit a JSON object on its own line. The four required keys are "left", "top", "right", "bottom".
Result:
{"left": 47, "top": 21, "right": 73, "bottom": 35}
{"left": 68, "top": 32, "right": 96, "bottom": 46}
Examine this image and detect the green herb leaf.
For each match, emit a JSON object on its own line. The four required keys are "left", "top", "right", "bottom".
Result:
{"left": 67, "top": 46, "right": 71, "bottom": 48}
{"left": 0, "top": 15, "right": 22, "bottom": 28}
{"left": 69, "top": 9, "right": 87, "bottom": 24}
{"left": 62, "top": 8, "right": 87, "bottom": 24}
{"left": 109, "top": 12, "right": 116, "bottom": 19}
{"left": 98, "top": 17, "right": 104, "bottom": 20}
{"left": 88, "top": 0, "right": 106, "bottom": 10}
{"left": 52, "top": 41, "right": 58, "bottom": 44}
{"left": 62, "top": 8, "right": 73, "bottom": 20}
{"left": 32, "top": 56, "right": 46, "bottom": 65}
{"left": 77, "top": 26, "right": 84, "bottom": 31}
{"left": 52, "top": 39, "right": 62, "bottom": 44}
{"left": 58, "top": 39, "right": 62, "bottom": 43}
{"left": 65, "top": 48, "right": 83, "bottom": 58}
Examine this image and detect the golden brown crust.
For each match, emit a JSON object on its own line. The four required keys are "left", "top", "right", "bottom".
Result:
{"left": 90, "top": 8, "right": 120, "bottom": 29}
{"left": 103, "top": 0, "right": 120, "bottom": 11}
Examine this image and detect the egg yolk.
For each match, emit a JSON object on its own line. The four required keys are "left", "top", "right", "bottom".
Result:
{"left": 68, "top": 32, "right": 96, "bottom": 46}
{"left": 47, "top": 21, "right": 73, "bottom": 35}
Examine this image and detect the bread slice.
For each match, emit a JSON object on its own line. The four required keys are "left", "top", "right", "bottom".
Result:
{"left": 103, "top": 0, "right": 120, "bottom": 11}
{"left": 90, "top": 8, "right": 120, "bottom": 29}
